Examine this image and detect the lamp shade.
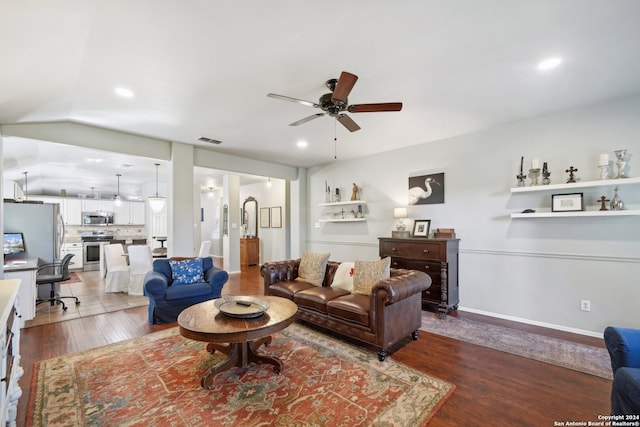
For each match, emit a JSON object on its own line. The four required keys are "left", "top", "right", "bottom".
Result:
{"left": 393, "top": 207, "right": 407, "bottom": 219}
{"left": 148, "top": 196, "right": 166, "bottom": 212}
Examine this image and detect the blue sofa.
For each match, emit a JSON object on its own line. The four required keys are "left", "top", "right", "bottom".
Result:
{"left": 604, "top": 326, "right": 640, "bottom": 415}
{"left": 143, "top": 257, "right": 228, "bottom": 324}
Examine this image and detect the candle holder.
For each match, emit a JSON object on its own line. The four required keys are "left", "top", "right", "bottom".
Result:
{"left": 598, "top": 165, "right": 610, "bottom": 180}
{"left": 542, "top": 171, "right": 551, "bottom": 185}
{"left": 516, "top": 172, "right": 526, "bottom": 187}
{"left": 528, "top": 168, "right": 540, "bottom": 186}
{"left": 614, "top": 149, "right": 628, "bottom": 179}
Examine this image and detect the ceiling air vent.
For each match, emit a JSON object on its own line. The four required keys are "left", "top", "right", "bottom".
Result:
{"left": 197, "top": 137, "right": 222, "bottom": 144}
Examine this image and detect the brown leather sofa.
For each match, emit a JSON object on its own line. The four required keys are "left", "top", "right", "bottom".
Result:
{"left": 260, "top": 259, "right": 431, "bottom": 361}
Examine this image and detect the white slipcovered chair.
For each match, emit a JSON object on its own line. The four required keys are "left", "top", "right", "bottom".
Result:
{"left": 104, "top": 243, "right": 130, "bottom": 293}
{"left": 198, "top": 240, "right": 212, "bottom": 258}
{"left": 127, "top": 245, "right": 153, "bottom": 296}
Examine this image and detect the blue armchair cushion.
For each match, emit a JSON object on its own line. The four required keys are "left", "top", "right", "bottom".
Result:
{"left": 169, "top": 258, "right": 204, "bottom": 285}
{"left": 604, "top": 326, "right": 640, "bottom": 415}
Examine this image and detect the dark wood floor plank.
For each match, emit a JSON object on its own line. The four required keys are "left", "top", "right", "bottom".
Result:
{"left": 17, "top": 265, "right": 612, "bottom": 426}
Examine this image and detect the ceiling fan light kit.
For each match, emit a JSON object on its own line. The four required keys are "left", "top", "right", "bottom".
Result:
{"left": 267, "top": 70, "right": 403, "bottom": 132}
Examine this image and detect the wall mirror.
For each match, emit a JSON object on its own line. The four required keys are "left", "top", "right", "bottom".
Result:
{"left": 242, "top": 196, "right": 257, "bottom": 238}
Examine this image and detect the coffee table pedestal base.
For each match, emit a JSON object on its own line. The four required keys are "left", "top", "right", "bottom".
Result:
{"left": 201, "top": 336, "right": 280, "bottom": 389}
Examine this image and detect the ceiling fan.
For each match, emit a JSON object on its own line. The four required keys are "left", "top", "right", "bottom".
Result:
{"left": 267, "top": 71, "right": 402, "bottom": 132}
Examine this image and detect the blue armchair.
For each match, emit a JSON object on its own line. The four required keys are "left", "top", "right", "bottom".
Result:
{"left": 604, "top": 326, "right": 640, "bottom": 415}
{"left": 143, "top": 257, "right": 228, "bottom": 324}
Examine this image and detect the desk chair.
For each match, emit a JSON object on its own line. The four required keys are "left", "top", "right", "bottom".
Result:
{"left": 36, "top": 253, "right": 80, "bottom": 311}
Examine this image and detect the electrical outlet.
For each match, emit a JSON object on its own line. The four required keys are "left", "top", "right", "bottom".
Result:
{"left": 580, "top": 300, "right": 591, "bottom": 312}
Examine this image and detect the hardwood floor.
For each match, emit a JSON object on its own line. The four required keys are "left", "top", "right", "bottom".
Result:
{"left": 18, "top": 266, "right": 612, "bottom": 426}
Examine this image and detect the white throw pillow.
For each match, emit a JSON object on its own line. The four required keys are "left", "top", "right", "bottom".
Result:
{"left": 331, "top": 262, "right": 355, "bottom": 292}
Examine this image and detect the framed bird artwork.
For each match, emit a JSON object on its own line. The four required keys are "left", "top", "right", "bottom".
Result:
{"left": 408, "top": 172, "right": 445, "bottom": 205}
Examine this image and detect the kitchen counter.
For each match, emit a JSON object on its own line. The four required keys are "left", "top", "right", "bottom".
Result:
{"left": 3, "top": 258, "right": 38, "bottom": 272}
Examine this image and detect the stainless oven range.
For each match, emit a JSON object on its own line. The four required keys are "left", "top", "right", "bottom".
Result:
{"left": 81, "top": 232, "right": 113, "bottom": 271}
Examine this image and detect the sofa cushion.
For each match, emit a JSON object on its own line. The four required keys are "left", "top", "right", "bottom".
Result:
{"left": 169, "top": 258, "right": 204, "bottom": 285}
{"left": 270, "top": 280, "right": 316, "bottom": 299}
{"left": 164, "top": 282, "right": 213, "bottom": 300}
{"left": 294, "top": 287, "right": 350, "bottom": 313}
{"left": 295, "top": 252, "right": 330, "bottom": 286}
{"left": 352, "top": 257, "right": 391, "bottom": 296}
{"left": 331, "top": 262, "right": 355, "bottom": 292}
{"left": 327, "top": 294, "right": 370, "bottom": 327}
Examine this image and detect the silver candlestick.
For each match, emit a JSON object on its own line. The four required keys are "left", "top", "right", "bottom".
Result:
{"left": 614, "top": 149, "right": 628, "bottom": 179}
{"left": 528, "top": 168, "right": 540, "bottom": 186}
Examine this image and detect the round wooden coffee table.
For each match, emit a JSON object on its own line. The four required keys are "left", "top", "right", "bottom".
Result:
{"left": 178, "top": 295, "right": 298, "bottom": 389}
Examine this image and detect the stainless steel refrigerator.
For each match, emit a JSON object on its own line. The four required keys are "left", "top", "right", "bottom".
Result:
{"left": 4, "top": 202, "right": 65, "bottom": 298}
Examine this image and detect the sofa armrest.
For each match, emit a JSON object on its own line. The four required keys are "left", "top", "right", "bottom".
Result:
{"left": 205, "top": 266, "right": 229, "bottom": 293}
{"left": 605, "top": 327, "right": 640, "bottom": 373}
{"left": 371, "top": 269, "right": 431, "bottom": 305}
{"left": 144, "top": 271, "right": 169, "bottom": 299}
{"left": 260, "top": 260, "right": 301, "bottom": 294}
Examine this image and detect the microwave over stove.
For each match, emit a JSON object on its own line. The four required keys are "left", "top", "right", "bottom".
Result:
{"left": 82, "top": 211, "right": 114, "bottom": 226}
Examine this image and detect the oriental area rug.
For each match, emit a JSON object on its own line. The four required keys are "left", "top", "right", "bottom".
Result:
{"left": 28, "top": 324, "right": 455, "bottom": 426}
{"left": 420, "top": 311, "right": 611, "bottom": 379}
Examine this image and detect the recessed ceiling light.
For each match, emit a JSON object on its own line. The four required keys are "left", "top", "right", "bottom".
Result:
{"left": 114, "top": 87, "right": 134, "bottom": 98}
{"left": 297, "top": 141, "right": 308, "bottom": 148}
{"left": 537, "top": 57, "right": 563, "bottom": 71}
{"left": 86, "top": 158, "right": 103, "bottom": 163}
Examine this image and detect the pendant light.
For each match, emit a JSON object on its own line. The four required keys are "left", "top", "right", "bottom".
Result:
{"left": 114, "top": 174, "right": 122, "bottom": 206}
{"left": 148, "top": 163, "right": 166, "bottom": 213}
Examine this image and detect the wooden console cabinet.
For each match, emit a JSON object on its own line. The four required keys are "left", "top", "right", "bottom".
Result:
{"left": 379, "top": 237, "right": 460, "bottom": 318}
{"left": 240, "top": 237, "right": 259, "bottom": 267}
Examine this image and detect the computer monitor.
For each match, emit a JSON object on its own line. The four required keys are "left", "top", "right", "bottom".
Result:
{"left": 3, "top": 232, "right": 25, "bottom": 255}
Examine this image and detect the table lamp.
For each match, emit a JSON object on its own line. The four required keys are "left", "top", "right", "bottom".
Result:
{"left": 392, "top": 207, "right": 410, "bottom": 238}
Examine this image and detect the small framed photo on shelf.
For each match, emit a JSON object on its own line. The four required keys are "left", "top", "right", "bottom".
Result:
{"left": 412, "top": 219, "right": 431, "bottom": 238}
{"left": 551, "top": 193, "right": 584, "bottom": 212}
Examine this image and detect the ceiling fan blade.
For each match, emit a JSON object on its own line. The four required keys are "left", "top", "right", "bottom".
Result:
{"left": 267, "top": 93, "right": 319, "bottom": 108}
{"left": 336, "top": 114, "right": 361, "bottom": 132}
{"left": 289, "top": 113, "right": 325, "bottom": 126}
{"left": 348, "top": 102, "right": 403, "bottom": 113}
{"left": 331, "top": 71, "right": 358, "bottom": 105}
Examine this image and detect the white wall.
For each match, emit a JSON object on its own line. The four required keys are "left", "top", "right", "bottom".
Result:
{"left": 307, "top": 95, "right": 640, "bottom": 336}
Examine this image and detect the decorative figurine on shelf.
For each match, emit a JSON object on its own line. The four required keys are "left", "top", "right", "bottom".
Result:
{"left": 610, "top": 187, "right": 624, "bottom": 210}
{"left": 325, "top": 181, "right": 331, "bottom": 203}
{"left": 565, "top": 166, "right": 578, "bottom": 183}
{"left": 516, "top": 156, "right": 526, "bottom": 187}
{"left": 335, "top": 187, "right": 341, "bottom": 202}
{"left": 597, "top": 196, "right": 610, "bottom": 211}
{"left": 542, "top": 162, "right": 551, "bottom": 185}
{"left": 351, "top": 183, "right": 359, "bottom": 201}
{"left": 614, "top": 149, "right": 628, "bottom": 179}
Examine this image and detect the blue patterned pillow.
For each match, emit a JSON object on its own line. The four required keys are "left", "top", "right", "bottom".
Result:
{"left": 169, "top": 258, "right": 204, "bottom": 286}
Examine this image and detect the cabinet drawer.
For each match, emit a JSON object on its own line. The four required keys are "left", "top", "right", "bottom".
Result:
{"left": 380, "top": 240, "right": 442, "bottom": 260}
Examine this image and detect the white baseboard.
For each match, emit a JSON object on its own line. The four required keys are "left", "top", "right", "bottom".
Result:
{"left": 458, "top": 306, "right": 603, "bottom": 339}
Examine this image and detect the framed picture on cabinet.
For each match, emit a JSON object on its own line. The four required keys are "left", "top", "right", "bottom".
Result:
{"left": 271, "top": 206, "right": 282, "bottom": 228}
{"left": 412, "top": 219, "right": 431, "bottom": 237}
{"left": 551, "top": 193, "right": 584, "bottom": 212}
{"left": 260, "top": 207, "right": 270, "bottom": 228}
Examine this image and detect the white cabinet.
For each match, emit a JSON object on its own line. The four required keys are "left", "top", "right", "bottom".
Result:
{"left": 62, "top": 198, "right": 82, "bottom": 225}
{"left": 0, "top": 279, "right": 22, "bottom": 427}
{"left": 318, "top": 201, "right": 367, "bottom": 223}
{"left": 510, "top": 177, "right": 640, "bottom": 218}
{"left": 2, "top": 181, "right": 24, "bottom": 202}
{"left": 82, "top": 199, "right": 114, "bottom": 212}
{"left": 61, "top": 242, "right": 84, "bottom": 270}
{"left": 114, "top": 201, "right": 145, "bottom": 225}
{"left": 3, "top": 264, "right": 36, "bottom": 322}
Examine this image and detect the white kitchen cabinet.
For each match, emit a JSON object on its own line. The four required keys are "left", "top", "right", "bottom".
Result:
{"left": 114, "top": 201, "right": 145, "bottom": 225}
{"left": 61, "top": 242, "right": 83, "bottom": 270}
{"left": 3, "top": 258, "right": 37, "bottom": 323}
{"left": 0, "top": 279, "right": 22, "bottom": 427}
{"left": 62, "top": 198, "right": 82, "bottom": 225}
{"left": 82, "top": 199, "right": 114, "bottom": 212}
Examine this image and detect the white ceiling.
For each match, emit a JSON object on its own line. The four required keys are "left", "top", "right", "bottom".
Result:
{"left": 2, "top": 0, "right": 640, "bottom": 197}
